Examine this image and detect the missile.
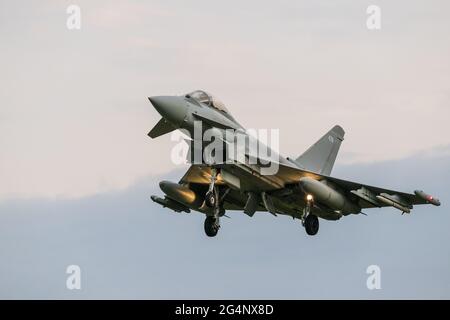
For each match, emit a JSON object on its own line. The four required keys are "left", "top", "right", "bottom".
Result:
{"left": 375, "top": 195, "right": 411, "bottom": 213}
{"left": 414, "top": 190, "right": 441, "bottom": 206}
{"left": 299, "top": 177, "right": 360, "bottom": 214}
{"left": 159, "top": 180, "right": 204, "bottom": 208}
{"left": 151, "top": 195, "right": 190, "bottom": 213}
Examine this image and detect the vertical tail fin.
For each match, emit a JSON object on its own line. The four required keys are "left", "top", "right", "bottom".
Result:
{"left": 294, "top": 125, "right": 345, "bottom": 176}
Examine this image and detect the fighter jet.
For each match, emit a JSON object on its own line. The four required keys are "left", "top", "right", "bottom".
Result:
{"left": 148, "top": 90, "right": 441, "bottom": 237}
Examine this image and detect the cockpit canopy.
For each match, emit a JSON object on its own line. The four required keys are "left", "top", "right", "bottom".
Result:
{"left": 185, "top": 90, "right": 228, "bottom": 113}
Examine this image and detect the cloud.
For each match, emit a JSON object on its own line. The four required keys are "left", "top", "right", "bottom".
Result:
{"left": 0, "top": 148, "right": 448, "bottom": 299}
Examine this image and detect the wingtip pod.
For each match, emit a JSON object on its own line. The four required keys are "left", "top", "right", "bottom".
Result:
{"left": 332, "top": 125, "right": 345, "bottom": 139}
{"left": 414, "top": 190, "right": 441, "bottom": 206}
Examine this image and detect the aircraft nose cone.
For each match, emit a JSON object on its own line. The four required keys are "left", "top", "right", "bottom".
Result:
{"left": 148, "top": 96, "right": 187, "bottom": 126}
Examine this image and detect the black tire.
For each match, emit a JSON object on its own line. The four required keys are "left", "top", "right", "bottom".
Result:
{"left": 205, "top": 191, "right": 216, "bottom": 208}
{"left": 204, "top": 217, "right": 219, "bottom": 237}
{"left": 305, "top": 214, "right": 319, "bottom": 236}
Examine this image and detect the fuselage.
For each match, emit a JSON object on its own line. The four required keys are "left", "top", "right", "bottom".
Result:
{"left": 149, "top": 91, "right": 294, "bottom": 169}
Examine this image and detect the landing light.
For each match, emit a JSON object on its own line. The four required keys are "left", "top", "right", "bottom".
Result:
{"left": 306, "top": 194, "right": 314, "bottom": 202}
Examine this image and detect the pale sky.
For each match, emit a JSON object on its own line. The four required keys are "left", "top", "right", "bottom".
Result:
{"left": 1, "top": 0, "right": 449, "bottom": 300}
{"left": 1, "top": 0, "right": 449, "bottom": 200}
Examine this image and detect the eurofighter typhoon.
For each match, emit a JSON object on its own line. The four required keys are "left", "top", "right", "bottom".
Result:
{"left": 148, "top": 90, "right": 441, "bottom": 237}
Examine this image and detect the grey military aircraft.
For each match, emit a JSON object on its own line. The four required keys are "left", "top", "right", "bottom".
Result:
{"left": 148, "top": 90, "right": 441, "bottom": 237}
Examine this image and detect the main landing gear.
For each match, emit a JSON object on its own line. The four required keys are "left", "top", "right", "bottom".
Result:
{"left": 304, "top": 214, "right": 319, "bottom": 236}
{"left": 302, "top": 195, "right": 319, "bottom": 236}
{"left": 203, "top": 168, "right": 225, "bottom": 237}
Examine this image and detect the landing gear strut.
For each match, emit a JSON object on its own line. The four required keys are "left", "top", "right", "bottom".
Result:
{"left": 205, "top": 191, "right": 216, "bottom": 208}
{"left": 205, "top": 168, "right": 218, "bottom": 208}
{"left": 203, "top": 168, "right": 224, "bottom": 237}
{"left": 302, "top": 195, "right": 319, "bottom": 236}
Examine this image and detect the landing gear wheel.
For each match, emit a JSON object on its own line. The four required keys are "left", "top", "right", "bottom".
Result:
{"left": 205, "top": 191, "right": 216, "bottom": 208}
{"left": 204, "top": 216, "right": 220, "bottom": 237}
{"left": 304, "top": 214, "right": 319, "bottom": 236}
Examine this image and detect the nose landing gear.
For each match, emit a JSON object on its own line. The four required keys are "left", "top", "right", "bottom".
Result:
{"left": 205, "top": 168, "right": 218, "bottom": 208}
{"left": 203, "top": 168, "right": 225, "bottom": 237}
{"left": 204, "top": 216, "right": 220, "bottom": 237}
{"left": 205, "top": 191, "right": 216, "bottom": 208}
